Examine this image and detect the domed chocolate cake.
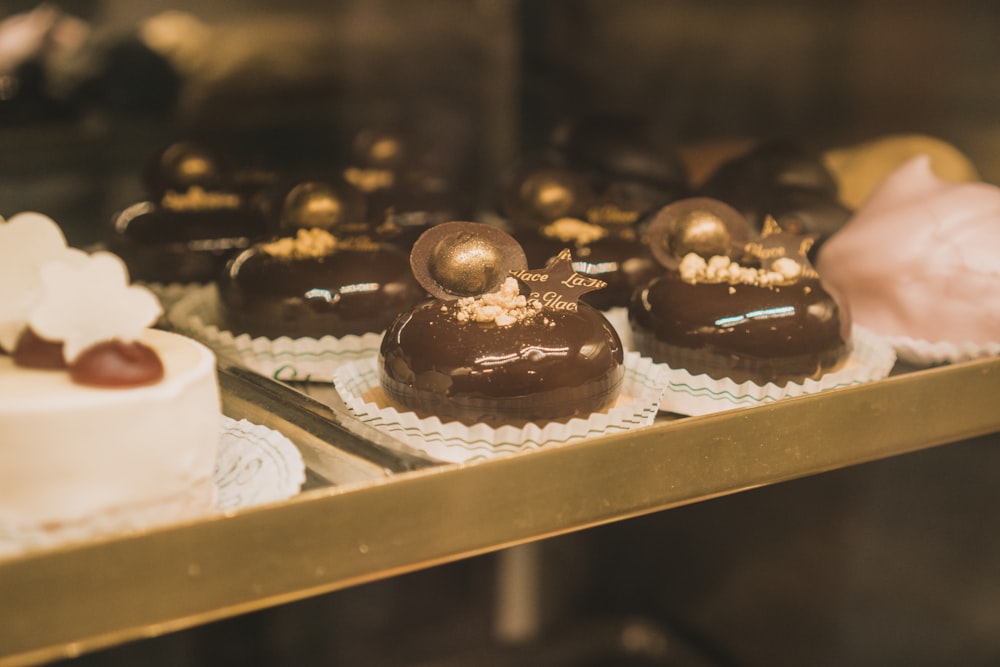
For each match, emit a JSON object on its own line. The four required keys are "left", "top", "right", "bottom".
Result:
{"left": 502, "top": 162, "right": 663, "bottom": 311}
{"left": 379, "top": 222, "right": 625, "bottom": 424}
{"left": 629, "top": 198, "right": 850, "bottom": 385}
{"left": 218, "top": 179, "right": 425, "bottom": 340}
{"left": 107, "top": 140, "right": 272, "bottom": 284}
{"left": 341, "top": 127, "right": 474, "bottom": 251}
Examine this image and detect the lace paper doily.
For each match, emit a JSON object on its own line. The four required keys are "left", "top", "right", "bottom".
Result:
{"left": 0, "top": 417, "right": 305, "bottom": 559}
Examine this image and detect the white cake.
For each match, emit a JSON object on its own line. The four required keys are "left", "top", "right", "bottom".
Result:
{"left": 0, "top": 212, "right": 222, "bottom": 554}
{"left": 0, "top": 329, "right": 220, "bottom": 544}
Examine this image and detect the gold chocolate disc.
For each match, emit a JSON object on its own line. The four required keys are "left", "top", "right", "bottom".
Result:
{"left": 411, "top": 221, "right": 528, "bottom": 299}
{"left": 646, "top": 197, "right": 752, "bottom": 269}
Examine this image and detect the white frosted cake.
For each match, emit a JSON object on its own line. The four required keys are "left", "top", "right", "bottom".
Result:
{"left": 0, "top": 329, "right": 220, "bottom": 537}
{"left": 0, "top": 213, "right": 221, "bottom": 552}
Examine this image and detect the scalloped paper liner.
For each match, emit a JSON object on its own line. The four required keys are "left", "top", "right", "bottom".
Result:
{"left": 0, "top": 417, "right": 304, "bottom": 559}
{"left": 168, "top": 284, "right": 384, "bottom": 382}
{"left": 333, "top": 352, "right": 668, "bottom": 464}
{"left": 215, "top": 417, "right": 306, "bottom": 510}
{"left": 882, "top": 335, "right": 1000, "bottom": 367}
{"left": 656, "top": 326, "right": 897, "bottom": 416}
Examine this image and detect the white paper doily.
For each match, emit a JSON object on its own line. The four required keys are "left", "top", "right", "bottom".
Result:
{"left": 656, "top": 326, "right": 897, "bottom": 416}
{"left": 0, "top": 417, "right": 305, "bottom": 559}
{"left": 334, "top": 352, "right": 668, "bottom": 464}
{"left": 882, "top": 335, "right": 1000, "bottom": 367}
{"left": 215, "top": 416, "right": 306, "bottom": 511}
{"left": 168, "top": 284, "right": 383, "bottom": 382}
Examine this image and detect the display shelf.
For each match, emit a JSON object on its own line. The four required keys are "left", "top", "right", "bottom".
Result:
{"left": 2, "top": 357, "right": 1000, "bottom": 667}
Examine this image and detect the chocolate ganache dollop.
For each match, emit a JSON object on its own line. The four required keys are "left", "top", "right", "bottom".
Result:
{"left": 629, "top": 198, "right": 850, "bottom": 385}
{"left": 379, "top": 222, "right": 625, "bottom": 424}
{"left": 218, "top": 180, "right": 425, "bottom": 340}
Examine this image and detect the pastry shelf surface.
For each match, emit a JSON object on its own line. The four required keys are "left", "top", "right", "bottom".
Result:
{"left": 2, "top": 357, "right": 1000, "bottom": 667}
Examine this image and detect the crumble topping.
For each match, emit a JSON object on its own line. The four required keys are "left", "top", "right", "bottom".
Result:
{"left": 586, "top": 204, "right": 639, "bottom": 226}
{"left": 343, "top": 166, "right": 395, "bottom": 193}
{"left": 161, "top": 186, "right": 240, "bottom": 211}
{"left": 679, "top": 252, "right": 813, "bottom": 287}
{"left": 262, "top": 228, "right": 338, "bottom": 258}
{"left": 450, "top": 277, "right": 542, "bottom": 326}
{"left": 541, "top": 218, "right": 609, "bottom": 245}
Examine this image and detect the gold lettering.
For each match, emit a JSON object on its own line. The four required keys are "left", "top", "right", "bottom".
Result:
{"left": 561, "top": 274, "right": 605, "bottom": 290}
{"left": 511, "top": 269, "right": 549, "bottom": 282}
{"left": 538, "top": 291, "right": 578, "bottom": 311}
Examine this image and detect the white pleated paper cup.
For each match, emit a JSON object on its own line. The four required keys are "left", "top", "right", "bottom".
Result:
{"left": 332, "top": 352, "right": 668, "bottom": 464}
{"left": 882, "top": 335, "right": 1000, "bottom": 368}
{"left": 168, "top": 284, "right": 384, "bottom": 383}
{"left": 655, "top": 326, "right": 897, "bottom": 417}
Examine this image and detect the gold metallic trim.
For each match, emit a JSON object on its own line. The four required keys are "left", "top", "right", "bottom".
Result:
{"left": 1, "top": 357, "right": 999, "bottom": 666}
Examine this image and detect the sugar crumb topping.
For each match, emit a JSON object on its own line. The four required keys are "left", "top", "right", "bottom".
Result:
{"left": 262, "top": 228, "right": 339, "bottom": 258}
{"left": 452, "top": 277, "right": 542, "bottom": 326}
{"left": 542, "top": 218, "right": 608, "bottom": 245}
{"left": 161, "top": 186, "right": 240, "bottom": 211}
{"left": 679, "top": 253, "right": 812, "bottom": 287}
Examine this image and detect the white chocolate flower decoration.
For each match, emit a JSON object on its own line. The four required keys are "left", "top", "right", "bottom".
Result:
{"left": 29, "top": 251, "right": 163, "bottom": 363}
{"left": 0, "top": 212, "right": 87, "bottom": 352}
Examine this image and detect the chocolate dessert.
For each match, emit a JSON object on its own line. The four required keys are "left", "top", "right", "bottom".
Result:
{"left": 501, "top": 162, "right": 663, "bottom": 311}
{"left": 107, "top": 140, "right": 272, "bottom": 284}
{"left": 218, "top": 181, "right": 425, "bottom": 340}
{"left": 379, "top": 222, "right": 625, "bottom": 424}
{"left": 629, "top": 198, "right": 850, "bottom": 385}
{"left": 697, "top": 139, "right": 852, "bottom": 256}
{"left": 341, "top": 128, "right": 474, "bottom": 250}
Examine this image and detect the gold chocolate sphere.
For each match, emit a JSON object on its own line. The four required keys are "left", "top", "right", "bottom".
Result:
{"left": 429, "top": 231, "right": 503, "bottom": 296}
{"left": 523, "top": 176, "right": 575, "bottom": 220}
{"left": 370, "top": 137, "right": 402, "bottom": 165}
{"left": 282, "top": 182, "right": 344, "bottom": 231}
{"left": 668, "top": 210, "right": 732, "bottom": 258}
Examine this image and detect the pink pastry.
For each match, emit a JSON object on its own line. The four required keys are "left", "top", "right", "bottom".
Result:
{"left": 817, "top": 155, "right": 1000, "bottom": 352}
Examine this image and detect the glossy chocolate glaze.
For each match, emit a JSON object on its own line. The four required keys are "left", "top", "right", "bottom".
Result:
{"left": 380, "top": 300, "right": 625, "bottom": 424}
{"left": 549, "top": 113, "right": 688, "bottom": 191}
{"left": 369, "top": 183, "right": 473, "bottom": 251}
{"left": 629, "top": 270, "right": 849, "bottom": 385}
{"left": 515, "top": 230, "right": 661, "bottom": 311}
{"left": 108, "top": 202, "right": 271, "bottom": 284}
{"left": 219, "top": 241, "right": 426, "bottom": 339}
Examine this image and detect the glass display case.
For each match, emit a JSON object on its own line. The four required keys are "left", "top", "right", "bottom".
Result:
{"left": 1, "top": 2, "right": 999, "bottom": 666}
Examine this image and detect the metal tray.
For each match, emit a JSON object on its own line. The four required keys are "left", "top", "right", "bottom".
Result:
{"left": 2, "top": 356, "right": 999, "bottom": 667}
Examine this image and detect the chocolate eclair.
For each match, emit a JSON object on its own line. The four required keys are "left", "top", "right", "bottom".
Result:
{"left": 379, "top": 222, "right": 624, "bottom": 424}
{"left": 629, "top": 198, "right": 850, "bottom": 385}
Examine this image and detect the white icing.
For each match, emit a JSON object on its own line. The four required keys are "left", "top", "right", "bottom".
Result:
{"left": 0, "top": 212, "right": 87, "bottom": 352}
{"left": 817, "top": 155, "right": 1000, "bottom": 345}
{"left": 31, "top": 252, "right": 162, "bottom": 362}
{"left": 0, "top": 329, "right": 220, "bottom": 530}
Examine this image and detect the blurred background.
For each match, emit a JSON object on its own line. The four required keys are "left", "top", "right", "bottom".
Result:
{"left": 3, "top": 1, "right": 999, "bottom": 665}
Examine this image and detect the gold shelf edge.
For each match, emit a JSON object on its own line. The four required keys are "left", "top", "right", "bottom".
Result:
{"left": 1, "top": 357, "right": 999, "bottom": 666}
